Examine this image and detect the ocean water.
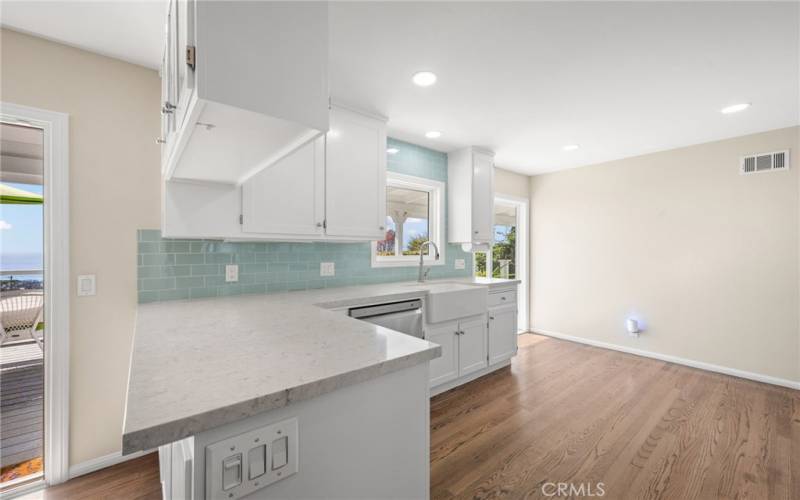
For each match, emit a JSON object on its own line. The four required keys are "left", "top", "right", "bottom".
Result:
{"left": 1, "top": 253, "right": 43, "bottom": 282}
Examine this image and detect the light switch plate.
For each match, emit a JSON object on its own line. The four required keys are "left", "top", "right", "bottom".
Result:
{"left": 225, "top": 265, "right": 239, "bottom": 283}
{"left": 454, "top": 259, "right": 466, "bottom": 270}
{"left": 77, "top": 275, "right": 96, "bottom": 296}
{"left": 320, "top": 262, "right": 335, "bottom": 277}
{"left": 205, "top": 417, "right": 299, "bottom": 499}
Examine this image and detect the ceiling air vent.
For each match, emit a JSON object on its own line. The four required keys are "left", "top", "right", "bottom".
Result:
{"left": 740, "top": 150, "right": 790, "bottom": 175}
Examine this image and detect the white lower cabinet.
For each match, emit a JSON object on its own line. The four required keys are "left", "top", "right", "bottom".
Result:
{"left": 159, "top": 437, "right": 194, "bottom": 500}
{"left": 458, "top": 315, "right": 489, "bottom": 376}
{"left": 427, "top": 285, "right": 519, "bottom": 392}
{"left": 426, "top": 315, "right": 488, "bottom": 388}
{"left": 488, "top": 304, "right": 518, "bottom": 364}
{"left": 427, "top": 321, "right": 460, "bottom": 386}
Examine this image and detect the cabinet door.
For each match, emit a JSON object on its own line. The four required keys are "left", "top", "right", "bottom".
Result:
{"left": 426, "top": 321, "right": 459, "bottom": 387}
{"left": 458, "top": 315, "right": 488, "bottom": 376}
{"left": 242, "top": 137, "right": 325, "bottom": 236}
{"left": 174, "top": 0, "right": 195, "bottom": 130}
{"left": 159, "top": 51, "right": 173, "bottom": 163}
{"left": 471, "top": 152, "right": 494, "bottom": 242}
{"left": 324, "top": 106, "right": 386, "bottom": 239}
{"left": 161, "top": 0, "right": 178, "bottom": 161}
{"left": 170, "top": 438, "right": 193, "bottom": 500}
{"left": 488, "top": 306, "right": 518, "bottom": 364}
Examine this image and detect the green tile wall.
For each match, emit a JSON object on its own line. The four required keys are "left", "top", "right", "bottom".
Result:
{"left": 138, "top": 139, "right": 472, "bottom": 303}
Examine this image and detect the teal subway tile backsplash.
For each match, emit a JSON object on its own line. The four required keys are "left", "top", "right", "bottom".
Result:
{"left": 137, "top": 138, "right": 472, "bottom": 303}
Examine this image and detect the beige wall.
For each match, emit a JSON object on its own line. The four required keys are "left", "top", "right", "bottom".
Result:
{"left": 1, "top": 29, "right": 161, "bottom": 464}
{"left": 494, "top": 167, "right": 529, "bottom": 199}
{"left": 530, "top": 126, "right": 800, "bottom": 382}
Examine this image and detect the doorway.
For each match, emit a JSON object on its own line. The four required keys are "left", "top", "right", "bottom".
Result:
{"left": 0, "top": 103, "right": 70, "bottom": 493}
{"left": 474, "top": 194, "right": 528, "bottom": 332}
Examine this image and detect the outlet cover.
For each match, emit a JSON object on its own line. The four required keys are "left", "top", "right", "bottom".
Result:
{"left": 320, "top": 262, "right": 335, "bottom": 277}
{"left": 454, "top": 259, "right": 466, "bottom": 270}
{"left": 226, "top": 264, "right": 239, "bottom": 282}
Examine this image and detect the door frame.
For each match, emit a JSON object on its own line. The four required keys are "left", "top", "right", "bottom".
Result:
{"left": 1, "top": 102, "right": 71, "bottom": 486}
{"left": 488, "top": 193, "right": 529, "bottom": 333}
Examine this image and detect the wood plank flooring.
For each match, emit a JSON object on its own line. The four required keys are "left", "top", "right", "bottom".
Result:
{"left": 430, "top": 334, "right": 800, "bottom": 499}
{"left": 14, "top": 453, "right": 161, "bottom": 499}
{"left": 14, "top": 334, "right": 800, "bottom": 499}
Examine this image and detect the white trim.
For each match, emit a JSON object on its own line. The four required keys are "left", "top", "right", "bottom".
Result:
{"left": 0, "top": 477, "right": 46, "bottom": 499}
{"left": 68, "top": 450, "right": 151, "bottom": 479}
{"left": 371, "top": 172, "right": 446, "bottom": 268}
{"left": 429, "top": 359, "right": 512, "bottom": 397}
{"left": 533, "top": 328, "right": 800, "bottom": 390}
{"left": 494, "top": 193, "right": 529, "bottom": 333}
{"left": 1, "top": 102, "right": 71, "bottom": 486}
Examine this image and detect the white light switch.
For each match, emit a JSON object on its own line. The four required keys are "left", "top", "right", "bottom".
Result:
{"left": 320, "top": 262, "right": 335, "bottom": 277}
{"left": 206, "top": 417, "right": 299, "bottom": 498}
{"left": 226, "top": 265, "right": 239, "bottom": 282}
{"left": 77, "top": 275, "right": 96, "bottom": 296}
{"left": 222, "top": 454, "right": 242, "bottom": 491}
{"left": 271, "top": 436, "right": 288, "bottom": 470}
{"left": 248, "top": 445, "right": 266, "bottom": 479}
{"left": 454, "top": 259, "right": 465, "bottom": 270}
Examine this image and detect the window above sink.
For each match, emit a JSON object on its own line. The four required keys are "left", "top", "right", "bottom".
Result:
{"left": 371, "top": 172, "right": 445, "bottom": 268}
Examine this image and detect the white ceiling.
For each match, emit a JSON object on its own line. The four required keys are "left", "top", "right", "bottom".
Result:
{"left": 0, "top": 0, "right": 166, "bottom": 69}
{"left": 2, "top": 1, "right": 798, "bottom": 175}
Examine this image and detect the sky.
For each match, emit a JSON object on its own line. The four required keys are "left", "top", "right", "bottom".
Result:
{"left": 1, "top": 182, "right": 44, "bottom": 268}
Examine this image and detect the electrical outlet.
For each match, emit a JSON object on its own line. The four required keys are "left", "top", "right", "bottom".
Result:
{"left": 454, "top": 259, "right": 465, "bottom": 270}
{"left": 226, "top": 264, "right": 239, "bottom": 282}
{"left": 320, "top": 262, "right": 335, "bottom": 277}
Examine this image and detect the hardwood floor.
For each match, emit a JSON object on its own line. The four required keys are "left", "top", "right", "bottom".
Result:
{"left": 16, "top": 334, "right": 799, "bottom": 499}
{"left": 14, "top": 453, "right": 161, "bottom": 499}
{"left": 430, "top": 334, "right": 800, "bottom": 499}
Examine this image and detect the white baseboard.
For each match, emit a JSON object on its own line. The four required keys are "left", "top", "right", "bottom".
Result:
{"left": 430, "top": 359, "right": 512, "bottom": 397}
{"left": 69, "top": 449, "right": 152, "bottom": 479}
{"left": 532, "top": 328, "right": 800, "bottom": 391}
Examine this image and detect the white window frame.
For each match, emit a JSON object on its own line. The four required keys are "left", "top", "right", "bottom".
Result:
{"left": 1, "top": 102, "right": 71, "bottom": 489}
{"left": 371, "top": 172, "right": 445, "bottom": 268}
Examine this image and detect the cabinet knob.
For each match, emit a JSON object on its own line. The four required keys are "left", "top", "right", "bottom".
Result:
{"left": 161, "top": 102, "right": 176, "bottom": 115}
{"left": 489, "top": 316, "right": 495, "bottom": 320}
{"left": 501, "top": 296, "right": 507, "bottom": 301}
{"left": 316, "top": 222, "right": 323, "bottom": 228}
{"left": 155, "top": 137, "right": 166, "bottom": 144}
{"left": 379, "top": 226, "right": 385, "bottom": 231}
{"left": 474, "top": 230, "right": 479, "bottom": 234}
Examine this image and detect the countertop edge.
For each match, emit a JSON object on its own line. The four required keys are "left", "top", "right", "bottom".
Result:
{"left": 122, "top": 343, "right": 441, "bottom": 454}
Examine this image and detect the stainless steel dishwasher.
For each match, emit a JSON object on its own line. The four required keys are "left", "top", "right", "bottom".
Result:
{"left": 348, "top": 299, "right": 424, "bottom": 339}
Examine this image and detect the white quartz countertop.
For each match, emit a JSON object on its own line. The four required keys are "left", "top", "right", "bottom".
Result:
{"left": 122, "top": 277, "right": 519, "bottom": 453}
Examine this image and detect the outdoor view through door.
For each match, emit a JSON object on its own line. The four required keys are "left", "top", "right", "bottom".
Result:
{"left": 475, "top": 203, "right": 517, "bottom": 279}
{"left": 0, "top": 122, "right": 45, "bottom": 487}
{"left": 474, "top": 196, "right": 528, "bottom": 332}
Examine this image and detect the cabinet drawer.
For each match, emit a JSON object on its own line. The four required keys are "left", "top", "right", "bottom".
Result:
{"left": 488, "top": 289, "right": 516, "bottom": 307}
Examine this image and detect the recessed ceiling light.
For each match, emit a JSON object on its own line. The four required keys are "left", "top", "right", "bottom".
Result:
{"left": 412, "top": 71, "right": 437, "bottom": 87}
{"left": 425, "top": 131, "right": 442, "bottom": 139}
{"left": 386, "top": 148, "right": 399, "bottom": 155}
{"left": 720, "top": 103, "right": 751, "bottom": 114}
{"left": 562, "top": 144, "right": 579, "bottom": 151}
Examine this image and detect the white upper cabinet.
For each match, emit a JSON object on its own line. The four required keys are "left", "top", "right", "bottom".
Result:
{"left": 164, "top": 104, "right": 387, "bottom": 241}
{"left": 324, "top": 105, "right": 387, "bottom": 239}
{"left": 447, "top": 147, "right": 495, "bottom": 244}
{"left": 241, "top": 138, "right": 325, "bottom": 237}
{"left": 160, "top": 0, "right": 329, "bottom": 185}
